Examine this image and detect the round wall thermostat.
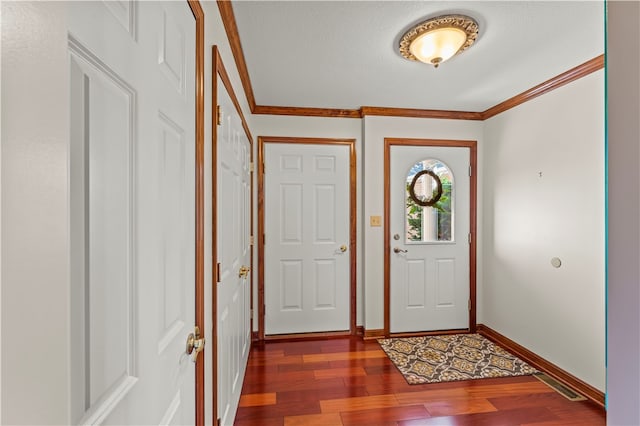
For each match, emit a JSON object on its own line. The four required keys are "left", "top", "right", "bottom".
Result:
{"left": 550, "top": 257, "right": 562, "bottom": 268}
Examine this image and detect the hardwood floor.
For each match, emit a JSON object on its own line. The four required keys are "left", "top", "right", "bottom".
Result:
{"left": 234, "top": 337, "right": 605, "bottom": 425}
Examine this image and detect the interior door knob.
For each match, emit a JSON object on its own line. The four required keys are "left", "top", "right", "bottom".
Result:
{"left": 186, "top": 326, "right": 205, "bottom": 362}
{"left": 340, "top": 245, "right": 348, "bottom": 253}
{"left": 238, "top": 265, "right": 250, "bottom": 278}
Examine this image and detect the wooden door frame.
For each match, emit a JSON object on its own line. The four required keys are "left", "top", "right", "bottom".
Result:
{"left": 186, "top": 1, "right": 205, "bottom": 424}
{"left": 211, "top": 46, "right": 255, "bottom": 424}
{"left": 257, "top": 136, "right": 357, "bottom": 340}
{"left": 383, "top": 138, "right": 477, "bottom": 337}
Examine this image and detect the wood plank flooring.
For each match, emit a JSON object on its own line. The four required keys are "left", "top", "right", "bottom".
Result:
{"left": 234, "top": 337, "right": 605, "bottom": 425}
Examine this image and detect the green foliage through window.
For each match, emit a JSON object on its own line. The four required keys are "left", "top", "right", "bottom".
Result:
{"left": 405, "top": 160, "right": 453, "bottom": 242}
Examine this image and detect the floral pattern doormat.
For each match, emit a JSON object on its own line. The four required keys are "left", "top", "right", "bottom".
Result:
{"left": 378, "top": 334, "right": 538, "bottom": 384}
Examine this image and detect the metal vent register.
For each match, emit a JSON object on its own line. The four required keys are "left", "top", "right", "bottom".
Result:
{"left": 533, "top": 372, "right": 587, "bottom": 401}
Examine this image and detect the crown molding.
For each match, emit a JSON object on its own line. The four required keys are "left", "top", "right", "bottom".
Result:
{"left": 218, "top": 4, "right": 604, "bottom": 120}
{"left": 361, "top": 106, "right": 483, "bottom": 120}
{"left": 217, "top": 0, "right": 256, "bottom": 111}
{"left": 254, "top": 105, "right": 482, "bottom": 120}
{"left": 482, "top": 54, "right": 604, "bottom": 119}
{"left": 253, "top": 105, "right": 361, "bottom": 118}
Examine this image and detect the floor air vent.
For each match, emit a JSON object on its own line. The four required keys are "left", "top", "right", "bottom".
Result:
{"left": 533, "top": 372, "right": 587, "bottom": 401}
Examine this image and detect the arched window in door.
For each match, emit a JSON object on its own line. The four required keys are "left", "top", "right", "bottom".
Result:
{"left": 405, "top": 159, "right": 454, "bottom": 243}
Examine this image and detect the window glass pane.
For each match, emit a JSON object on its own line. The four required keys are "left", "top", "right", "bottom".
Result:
{"left": 405, "top": 159, "right": 454, "bottom": 243}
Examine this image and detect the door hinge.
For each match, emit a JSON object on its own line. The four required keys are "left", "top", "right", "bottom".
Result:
{"left": 469, "top": 165, "right": 472, "bottom": 177}
{"left": 263, "top": 234, "right": 266, "bottom": 245}
{"left": 249, "top": 235, "right": 254, "bottom": 246}
{"left": 250, "top": 309, "right": 254, "bottom": 320}
{"left": 217, "top": 419, "right": 221, "bottom": 426}
{"left": 468, "top": 300, "right": 472, "bottom": 311}
{"left": 249, "top": 162, "right": 254, "bottom": 173}
{"left": 468, "top": 233, "right": 472, "bottom": 244}
{"left": 216, "top": 105, "right": 222, "bottom": 125}
{"left": 216, "top": 263, "right": 221, "bottom": 283}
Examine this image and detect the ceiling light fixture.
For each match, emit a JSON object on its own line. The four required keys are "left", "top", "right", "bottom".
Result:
{"left": 399, "top": 14, "right": 479, "bottom": 68}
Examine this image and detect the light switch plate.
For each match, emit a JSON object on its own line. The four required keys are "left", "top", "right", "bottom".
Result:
{"left": 370, "top": 215, "right": 382, "bottom": 227}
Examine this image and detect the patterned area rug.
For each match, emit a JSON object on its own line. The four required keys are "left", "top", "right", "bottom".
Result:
{"left": 378, "top": 334, "right": 538, "bottom": 385}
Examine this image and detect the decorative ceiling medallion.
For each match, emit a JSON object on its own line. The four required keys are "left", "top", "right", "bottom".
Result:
{"left": 399, "top": 15, "right": 479, "bottom": 68}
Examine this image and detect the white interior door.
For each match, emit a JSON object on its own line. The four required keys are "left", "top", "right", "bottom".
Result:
{"left": 68, "top": 2, "right": 197, "bottom": 424}
{"left": 390, "top": 145, "right": 470, "bottom": 333}
{"left": 216, "top": 76, "right": 252, "bottom": 426}
{"left": 264, "top": 143, "right": 351, "bottom": 335}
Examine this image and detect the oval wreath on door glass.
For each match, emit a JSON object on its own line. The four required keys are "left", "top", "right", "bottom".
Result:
{"left": 409, "top": 169, "right": 443, "bottom": 207}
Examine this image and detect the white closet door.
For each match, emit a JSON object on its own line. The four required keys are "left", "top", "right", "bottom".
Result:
{"left": 68, "top": 2, "right": 197, "bottom": 424}
{"left": 216, "top": 75, "right": 252, "bottom": 426}
{"left": 264, "top": 143, "right": 351, "bottom": 335}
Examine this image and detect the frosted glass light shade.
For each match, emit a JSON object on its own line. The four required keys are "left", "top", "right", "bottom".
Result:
{"left": 399, "top": 15, "right": 479, "bottom": 68}
{"left": 409, "top": 27, "right": 467, "bottom": 66}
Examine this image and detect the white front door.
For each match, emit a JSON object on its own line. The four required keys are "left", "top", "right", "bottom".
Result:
{"left": 264, "top": 142, "right": 351, "bottom": 335}
{"left": 68, "top": 2, "right": 197, "bottom": 424}
{"left": 390, "top": 145, "right": 470, "bottom": 333}
{"left": 216, "top": 76, "right": 252, "bottom": 425}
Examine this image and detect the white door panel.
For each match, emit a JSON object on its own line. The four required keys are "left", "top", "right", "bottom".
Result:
{"left": 390, "top": 145, "right": 470, "bottom": 333}
{"left": 264, "top": 143, "right": 350, "bottom": 335}
{"left": 216, "top": 76, "right": 251, "bottom": 426}
{"left": 68, "top": 1, "right": 196, "bottom": 424}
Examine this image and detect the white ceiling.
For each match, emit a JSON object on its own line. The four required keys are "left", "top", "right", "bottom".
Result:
{"left": 231, "top": 1, "right": 604, "bottom": 112}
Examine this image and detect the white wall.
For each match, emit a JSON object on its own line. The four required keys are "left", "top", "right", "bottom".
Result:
{"left": 1, "top": 2, "right": 71, "bottom": 423}
{"left": 482, "top": 70, "right": 605, "bottom": 391}
{"left": 607, "top": 1, "right": 640, "bottom": 423}
{"left": 250, "top": 115, "right": 363, "bottom": 326}
{"left": 362, "top": 116, "right": 484, "bottom": 330}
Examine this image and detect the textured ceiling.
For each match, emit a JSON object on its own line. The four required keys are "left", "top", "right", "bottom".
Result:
{"left": 231, "top": 1, "right": 604, "bottom": 112}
